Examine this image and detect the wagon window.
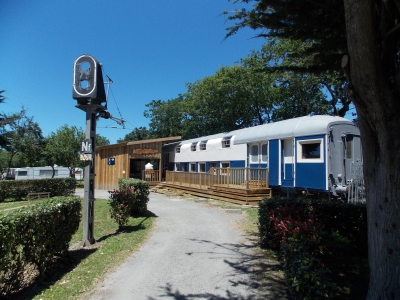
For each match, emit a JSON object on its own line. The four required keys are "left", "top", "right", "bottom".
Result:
{"left": 200, "top": 141, "right": 207, "bottom": 151}
{"left": 346, "top": 139, "right": 352, "bottom": 159}
{"left": 297, "top": 139, "right": 324, "bottom": 163}
{"left": 261, "top": 143, "right": 268, "bottom": 162}
{"left": 250, "top": 145, "right": 258, "bottom": 163}
{"left": 302, "top": 143, "right": 320, "bottom": 159}
{"left": 199, "top": 163, "right": 206, "bottom": 172}
{"left": 222, "top": 136, "right": 232, "bottom": 148}
{"left": 17, "top": 171, "right": 27, "bottom": 176}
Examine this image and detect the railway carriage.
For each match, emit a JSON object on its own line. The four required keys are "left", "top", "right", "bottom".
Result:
{"left": 163, "top": 115, "right": 362, "bottom": 197}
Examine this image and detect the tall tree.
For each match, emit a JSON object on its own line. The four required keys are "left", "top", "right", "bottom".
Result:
{"left": 144, "top": 98, "right": 186, "bottom": 138}
{"left": 1, "top": 108, "right": 44, "bottom": 173}
{"left": 226, "top": 1, "right": 400, "bottom": 298}
{"left": 117, "top": 126, "right": 152, "bottom": 143}
{"left": 44, "top": 125, "right": 109, "bottom": 177}
{"left": 43, "top": 125, "right": 85, "bottom": 177}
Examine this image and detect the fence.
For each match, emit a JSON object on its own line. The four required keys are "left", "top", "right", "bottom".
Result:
{"left": 165, "top": 167, "right": 269, "bottom": 190}
{"left": 347, "top": 162, "right": 365, "bottom": 203}
{"left": 142, "top": 170, "right": 160, "bottom": 183}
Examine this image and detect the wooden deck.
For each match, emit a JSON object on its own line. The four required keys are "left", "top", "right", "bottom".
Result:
{"left": 162, "top": 169, "right": 272, "bottom": 205}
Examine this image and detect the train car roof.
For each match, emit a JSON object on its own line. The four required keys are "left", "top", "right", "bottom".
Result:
{"left": 234, "top": 115, "right": 353, "bottom": 144}
{"left": 164, "top": 115, "right": 354, "bottom": 147}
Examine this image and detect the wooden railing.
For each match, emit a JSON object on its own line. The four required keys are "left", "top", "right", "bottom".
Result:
{"left": 165, "top": 167, "right": 268, "bottom": 190}
{"left": 142, "top": 170, "right": 160, "bottom": 182}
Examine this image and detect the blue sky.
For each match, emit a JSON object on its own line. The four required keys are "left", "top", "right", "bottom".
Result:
{"left": 1, "top": 0, "right": 264, "bottom": 144}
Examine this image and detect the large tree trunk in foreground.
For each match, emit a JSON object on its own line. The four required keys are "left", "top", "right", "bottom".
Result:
{"left": 343, "top": 1, "right": 400, "bottom": 298}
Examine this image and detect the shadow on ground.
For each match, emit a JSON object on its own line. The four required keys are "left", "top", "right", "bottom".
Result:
{"left": 149, "top": 238, "right": 289, "bottom": 300}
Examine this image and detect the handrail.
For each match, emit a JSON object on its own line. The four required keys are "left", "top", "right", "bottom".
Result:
{"left": 165, "top": 167, "right": 268, "bottom": 190}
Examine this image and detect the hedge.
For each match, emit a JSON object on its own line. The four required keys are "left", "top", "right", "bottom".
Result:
{"left": 259, "top": 197, "right": 367, "bottom": 299}
{"left": 0, "top": 178, "right": 77, "bottom": 202}
{"left": 259, "top": 197, "right": 367, "bottom": 250}
{"left": 117, "top": 178, "right": 150, "bottom": 215}
{"left": 0, "top": 197, "right": 82, "bottom": 295}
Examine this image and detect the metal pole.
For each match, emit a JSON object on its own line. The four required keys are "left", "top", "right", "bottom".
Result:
{"left": 82, "top": 107, "right": 97, "bottom": 247}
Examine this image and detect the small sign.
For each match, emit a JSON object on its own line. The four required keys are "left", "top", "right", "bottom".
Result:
{"left": 81, "top": 139, "right": 92, "bottom": 154}
{"left": 80, "top": 153, "right": 92, "bottom": 161}
{"left": 108, "top": 158, "right": 115, "bottom": 165}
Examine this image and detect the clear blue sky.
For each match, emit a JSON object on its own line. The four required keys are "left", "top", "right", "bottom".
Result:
{"left": 1, "top": 0, "right": 264, "bottom": 144}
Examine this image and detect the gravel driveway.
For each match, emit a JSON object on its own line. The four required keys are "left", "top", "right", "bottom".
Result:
{"left": 81, "top": 190, "right": 267, "bottom": 300}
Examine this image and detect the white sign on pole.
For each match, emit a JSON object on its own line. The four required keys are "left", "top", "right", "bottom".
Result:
{"left": 81, "top": 139, "right": 92, "bottom": 154}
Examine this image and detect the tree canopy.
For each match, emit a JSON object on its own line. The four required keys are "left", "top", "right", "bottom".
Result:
{"left": 143, "top": 39, "right": 350, "bottom": 140}
{"left": 224, "top": 0, "right": 400, "bottom": 298}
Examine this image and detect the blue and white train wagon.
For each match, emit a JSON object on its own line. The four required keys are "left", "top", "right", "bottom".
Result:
{"left": 163, "top": 115, "right": 362, "bottom": 197}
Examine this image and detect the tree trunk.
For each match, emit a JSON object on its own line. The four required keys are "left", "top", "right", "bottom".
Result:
{"left": 343, "top": 1, "right": 400, "bottom": 298}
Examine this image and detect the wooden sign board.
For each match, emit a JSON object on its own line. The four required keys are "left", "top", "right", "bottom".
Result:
{"left": 132, "top": 149, "right": 158, "bottom": 155}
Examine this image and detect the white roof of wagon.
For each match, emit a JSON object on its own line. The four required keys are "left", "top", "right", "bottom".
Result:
{"left": 233, "top": 115, "right": 352, "bottom": 144}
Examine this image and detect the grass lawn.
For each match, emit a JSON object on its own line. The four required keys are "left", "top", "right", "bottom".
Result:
{"left": 0, "top": 199, "right": 44, "bottom": 216}
{"left": 10, "top": 197, "right": 155, "bottom": 300}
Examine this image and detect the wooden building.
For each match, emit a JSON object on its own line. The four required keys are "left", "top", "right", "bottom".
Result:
{"left": 95, "top": 136, "right": 181, "bottom": 190}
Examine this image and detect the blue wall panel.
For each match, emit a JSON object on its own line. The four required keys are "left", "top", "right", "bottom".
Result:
{"left": 295, "top": 135, "right": 326, "bottom": 190}
{"left": 269, "top": 140, "right": 280, "bottom": 186}
{"left": 249, "top": 163, "right": 267, "bottom": 168}
{"left": 230, "top": 160, "right": 245, "bottom": 168}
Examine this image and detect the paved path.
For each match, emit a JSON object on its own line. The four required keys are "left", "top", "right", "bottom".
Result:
{"left": 85, "top": 191, "right": 263, "bottom": 300}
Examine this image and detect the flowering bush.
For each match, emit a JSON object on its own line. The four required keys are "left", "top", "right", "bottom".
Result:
{"left": 267, "top": 203, "right": 335, "bottom": 298}
{"left": 108, "top": 187, "right": 136, "bottom": 230}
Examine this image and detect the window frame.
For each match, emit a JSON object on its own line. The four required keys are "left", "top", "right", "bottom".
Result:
{"left": 250, "top": 144, "right": 259, "bottom": 163}
{"left": 297, "top": 138, "right": 324, "bottom": 163}
{"left": 261, "top": 143, "right": 268, "bottom": 163}
{"left": 199, "top": 163, "right": 206, "bottom": 173}
{"left": 176, "top": 145, "right": 181, "bottom": 153}
{"left": 200, "top": 140, "right": 207, "bottom": 151}
{"left": 191, "top": 142, "right": 197, "bottom": 152}
{"left": 221, "top": 136, "right": 232, "bottom": 148}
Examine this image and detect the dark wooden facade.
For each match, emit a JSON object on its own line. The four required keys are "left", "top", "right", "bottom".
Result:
{"left": 95, "top": 136, "right": 181, "bottom": 190}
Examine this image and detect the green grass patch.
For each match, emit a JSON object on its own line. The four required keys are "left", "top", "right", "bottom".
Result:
{"left": 0, "top": 200, "right": 44, "bottom": 216}
{"left": 15, "top": 198, "right": 155, "bottom": 300}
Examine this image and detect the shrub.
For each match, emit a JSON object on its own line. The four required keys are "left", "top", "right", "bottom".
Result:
{"left": 0, "top": 197, "right": 81, "bottom": 295}
{"left": 0, "top": 178, "right": 76, "bottom": 202}
{"left": 108, "top": 187, "right": 136, "bottom": 230}
{"left": 118, "top": 178, "right": 149, "bottom": 215}
{"left": 259, "top": 197, "right": 367, "bottom": 299}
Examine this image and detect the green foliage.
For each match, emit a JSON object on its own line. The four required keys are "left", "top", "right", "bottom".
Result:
{"left": 0, "top": 108, "right": 44, "bottom": 169}
{"left": 0, "top": 197, "right": 81, "bottom": 294}
{"left": 224, "top": 0, "right": 347, "bottom": 72}
{"left": 259, "top": 197, "right": 368, "bottom": 299}
{"left": 259, "top": 197, "right": 367, "bottom": 250}
{"left": 117, "top": 126, "right": 152, "bottom": 143}
{"left": 282, "top": 235, "right": 336, "bottom": 299}
{"left": 108, "top": 188, "right": 136, "bottom": 230}
{"left": 118, "top": 178, "right": 150, "bottom": 215}
{"left": 43, "top": 125, "right": 85, "bottom": 170}
{"left": 144, "top": 98, "right": 186, "bottom": 138}
{"left": 0, "top": 178, "right": 76, "bottom": 202}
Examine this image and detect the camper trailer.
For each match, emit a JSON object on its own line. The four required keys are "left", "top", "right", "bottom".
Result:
{"left": 15, "top": 166, "right": 71, "bottom": 180}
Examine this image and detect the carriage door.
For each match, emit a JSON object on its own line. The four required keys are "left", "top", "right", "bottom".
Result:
{"left": 281, "top": 138, "right": 295, "bottom": 187}
{"left": 343, "top": 134, "right": 362, "bottom": 182}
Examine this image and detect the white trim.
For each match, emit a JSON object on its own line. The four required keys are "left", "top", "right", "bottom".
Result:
{"left": 297, "top": 138, "right": 324, "bottom": 163}
{"left": 73, "top": 55, "right": 97, "bottom": 96}
{"left": 325, "top": 135, "right": 329, "bottom": 191}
